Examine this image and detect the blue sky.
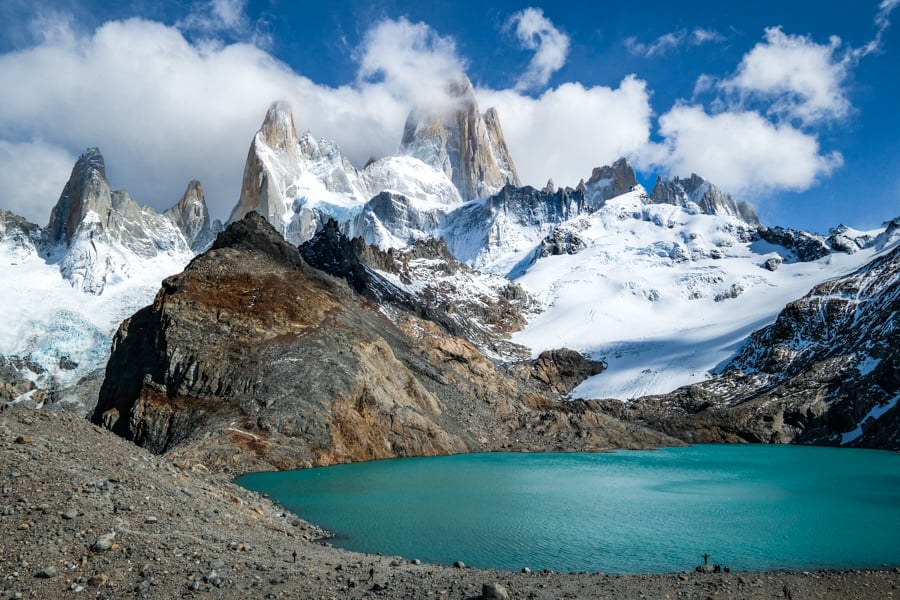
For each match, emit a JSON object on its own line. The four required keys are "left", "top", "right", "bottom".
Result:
{"left": 0, "top": 0, "right": 898, "bottom": 233}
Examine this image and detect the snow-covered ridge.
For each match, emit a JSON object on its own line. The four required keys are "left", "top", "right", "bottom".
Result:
{"left": 227, "top": 101, "right": 462, "bottom": 246}
{"left": 510, "top": 189, "right": 898, "bottom": 401}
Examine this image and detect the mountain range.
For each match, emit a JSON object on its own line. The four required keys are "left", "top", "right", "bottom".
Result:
{"left": 2, "top": 74, "right": 898, "bottom": 460}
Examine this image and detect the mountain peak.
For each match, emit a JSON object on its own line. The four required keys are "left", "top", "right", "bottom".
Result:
{"left": 165, "top": 180, "right": 215, "bottom": 252}
{"left": 260, "top": 101, "right": 299, "bottom": 151}
{"left": 400, "top": 74, "right": 521, "bottom": 201}
{"left": 651, "top": 173, "right": 759, "bottom": 225}
{"left": 46, "top": 147, "right": 113, "bottom": 245}
{"left": 584, "top": 157, "right": 639, "bottom": 206}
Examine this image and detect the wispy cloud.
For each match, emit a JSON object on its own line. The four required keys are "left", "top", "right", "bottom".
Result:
{"left": 508, "top": 7, "right": 570, "bottom": 91}
{"left": 625, "top": 27, "right": 725, "bottom": 58}
{"left": 852, "top": 0, "right": 900, "bottom": 59}
{"left": 178, "top": 0, "right": 271, "bottom": 48}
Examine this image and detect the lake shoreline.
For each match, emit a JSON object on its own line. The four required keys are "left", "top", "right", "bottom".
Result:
{"left": 2, "top": 405, "right": 898, "bottom": 599}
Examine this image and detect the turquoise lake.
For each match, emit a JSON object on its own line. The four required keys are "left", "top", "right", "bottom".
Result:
{"left": 236, "top": 445, "right": 900, "bottom": 574}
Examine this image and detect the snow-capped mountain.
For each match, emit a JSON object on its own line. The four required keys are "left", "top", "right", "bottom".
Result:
{"left": 400, "top": 75, "right": 520, "bottom": 201}
{"left": 227, "top": 101, "right": 462, "bottom": 246}
{"left": 223, "top": 99, "right": 899, "bottom": 404}
{"left": 0, "top": 148, "right": 215, "bottom": 409}
{"left": 511, "top": 189, "right": 898, "bottom": 400}
{"left": 650, "top": 173, "right": 760, "bottom": 225}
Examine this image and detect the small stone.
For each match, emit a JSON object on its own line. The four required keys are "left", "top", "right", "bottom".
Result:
{"left": 35, "top": 566, "right": 58, "bottom": 578}
{"left": 61, "top": 509, "right": 78, "bottom": 520}
{"left": 92, "top": 532, "right": 116, "bottom": 552}
{"left": 521, "top": 567, "right": 531, "bottom": 574}
{"left": 678, "top": 574, "right": 689, "bottom": 581}
{"left": 411, "top": 559, "right": 422, "bottom": 565}
{"left": 14, "top": 435, "right": 33, "bottom": 445}
{"left": 453, "top": 561, "right": 465, "bottom": 569}
{"left": 482, "top": 582, "right": 510, "bottom": 600}
{"left": 144, "top": 516, "right": 158, "bottom": 524}
{"left": 87, "top": 573, "right": 109, "bottom": 588}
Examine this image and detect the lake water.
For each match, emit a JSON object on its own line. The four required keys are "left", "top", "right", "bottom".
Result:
{"left": 236, "top": 445, "right": 900, "bottom": 573}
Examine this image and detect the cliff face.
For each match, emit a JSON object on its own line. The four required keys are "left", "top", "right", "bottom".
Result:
{"left": 400, "top": 76, "right": 521, "bottom": 201}
{"left": 92, "top": 213, "right": 675, "bottom": 472}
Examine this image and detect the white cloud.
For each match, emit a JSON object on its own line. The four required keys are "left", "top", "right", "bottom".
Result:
{"left": 178, "top": 0, "right": 271, "bottom": 48}
{"left": 508, "top": 8, "right": 570, "bottom": 91}
{"left": 643, "top": 104, "right": 843, "bottom": 195}
{"left": 0, "top": 17, "right": 413, "bottom": 221}
{"left": 719, "top": 27, "right": 850, "bottom": 126}
{"left": 854, "top": 0, "right": 900, "bottom": 58}
{"left": 479, "top": 76, "right": 652, "bottom": 188}
{"left": 0, "top": 140, "right": 74, "bottom": 224}
{"left": 357, "top": 17, "right": 467, "bottom": 112}
{"left": 625, "top": 27, "right": 724, "bottom": 58}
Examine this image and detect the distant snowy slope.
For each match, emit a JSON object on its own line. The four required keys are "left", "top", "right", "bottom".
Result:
{"left": 510, "top": 189, "right": 894, "bottom": 400}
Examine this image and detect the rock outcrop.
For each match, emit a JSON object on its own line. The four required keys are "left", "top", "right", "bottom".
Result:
{"left": 0, "top": 209, "right": 42, "bottom": 263}
{"left": 300, "top": 219, "right": 536, "bottom": 357}
{"left": 584, "top": 158, "right": 640, "bottom": 207}
{"left": 651, "top": 174, "right": 759, "bottom": 225}
{"left": 400, "top": 75, "right": 521, "bottom": 201}
{"left": 92, "top": 213, "right": 676, "bottom": 472}
{"left": 164, "top": 180, "right": 219, "bottom": 252}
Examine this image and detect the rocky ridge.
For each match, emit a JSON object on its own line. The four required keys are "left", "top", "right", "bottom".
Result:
{"left": 651, "top": 173, "right": 759, "bottom": 226}
{"left": 300, "top": 219, "right": 537, "bottom": 358}
{"left": 44, "top": 148, "right": 215, "bottom": 294}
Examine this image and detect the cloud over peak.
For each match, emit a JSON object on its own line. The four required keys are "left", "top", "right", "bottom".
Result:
{"left": 508, "top": 7, "right": 570, "bottom": 91}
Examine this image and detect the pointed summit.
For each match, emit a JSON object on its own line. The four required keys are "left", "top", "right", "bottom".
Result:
{"left": 165, "top": 180, "right": 216, "bottom": 252}
{"left": 400, "top": 75, "right": 521, "bottom": 201}
{"left": 584, "top": 158, "right": 640, "bottom": 206}
{"left": 260, "top": 100, "right": 300, "bottom": 152}
{"left": 47, "top": 147, "right": 112, "bottom": 245}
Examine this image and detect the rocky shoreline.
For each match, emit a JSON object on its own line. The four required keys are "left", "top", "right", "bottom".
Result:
{"left": 2, "top": 405, "right": 898, "bottom": 599}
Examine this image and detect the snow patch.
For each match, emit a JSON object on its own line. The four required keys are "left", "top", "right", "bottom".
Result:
{"left": 840, "top": 395, "right": 900, "bottom": 445}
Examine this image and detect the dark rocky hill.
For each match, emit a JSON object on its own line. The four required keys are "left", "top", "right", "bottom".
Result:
{"left": 91, "top": 213, "right": 675, "bottom": 473}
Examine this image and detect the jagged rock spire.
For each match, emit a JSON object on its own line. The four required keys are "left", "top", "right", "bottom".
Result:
{"left": 400, "top": 75, "right": 521, "bottom": 201}
{"left": 47, "top": 148, "right": 111, "bottom": 245}
{"left": 651, "top": 173, "right": 759, "bottom": 225}
{"left": 165, "top": 180, "right": 214, "bottom": 252}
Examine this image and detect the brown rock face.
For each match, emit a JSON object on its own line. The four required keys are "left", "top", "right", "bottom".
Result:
{"left": 92, "top": 213, "right": 677, "bottom": 472}
{"left": 400, "top": 76, "right": 521, "bottom": 201}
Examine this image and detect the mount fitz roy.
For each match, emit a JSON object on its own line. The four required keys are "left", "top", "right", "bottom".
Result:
{"left": 2, "top": 73, "right": 899, "bottom": 463}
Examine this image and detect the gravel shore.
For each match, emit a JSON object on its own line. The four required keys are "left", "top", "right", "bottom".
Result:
{"left": 1, "top": 405, "right": 898, "bottom": 599}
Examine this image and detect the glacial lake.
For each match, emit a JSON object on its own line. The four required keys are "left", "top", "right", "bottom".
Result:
{"left": 236, "top": 445, "right": 900, "bottom": 574}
